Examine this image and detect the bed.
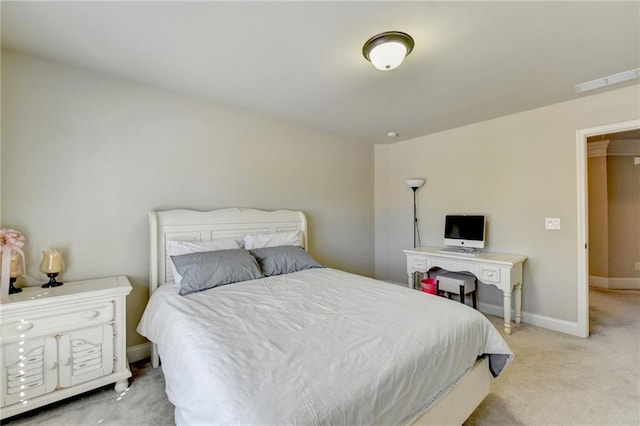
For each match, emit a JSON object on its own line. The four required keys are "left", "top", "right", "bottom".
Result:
{"left": 137, "top": 208, "right": 513, "bottom": 425}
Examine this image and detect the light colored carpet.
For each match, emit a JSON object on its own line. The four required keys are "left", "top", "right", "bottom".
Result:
{"left": 466, "top": 288, "right": 640, "bottom": 425}
{"left": 0, "top": 359, "right": 173, "bottom": 426}
{"left": 2, "top": 288, "right": 638, "bottom": 426}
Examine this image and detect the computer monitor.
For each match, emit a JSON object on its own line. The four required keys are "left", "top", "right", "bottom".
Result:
{"left": 443, "top": 215, "right": 486, "bottom": 249}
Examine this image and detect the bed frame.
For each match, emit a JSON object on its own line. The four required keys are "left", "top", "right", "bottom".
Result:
{"left": 148, "top": 208, "right": 490, "bottom": 425}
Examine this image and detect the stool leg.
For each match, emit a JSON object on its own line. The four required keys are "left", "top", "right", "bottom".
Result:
{"left": 459, "top": 285, "right": 465, "bottom": 304}
{"left": 472, "top": 279, "right": 478, "bottom": 309}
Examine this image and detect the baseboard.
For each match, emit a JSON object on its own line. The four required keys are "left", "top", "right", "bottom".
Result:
{"left": 589, "top": 275, "right": 640, "bottom": 290}
{"left": 478, "top": 302, "right": 580, "bottom": 337}
{"left": 608, "top": 277, "right": 640, "bottom": 290}
{"left": 589, "top": 275, "right": 609, "bottom": 288}
{"left": 127, "top": 342, "right": 152, "bottom": 363}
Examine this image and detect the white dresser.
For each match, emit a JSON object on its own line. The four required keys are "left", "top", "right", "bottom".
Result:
{"left": 0, "top": 276, "right": 132, "bottom": 419}
{"left": 404, "top": 247, "right": 527, "bottom": 335}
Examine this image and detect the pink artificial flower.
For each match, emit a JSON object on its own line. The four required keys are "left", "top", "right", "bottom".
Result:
{"left": 0, "top": 229, "right": 26, "bottom": 249}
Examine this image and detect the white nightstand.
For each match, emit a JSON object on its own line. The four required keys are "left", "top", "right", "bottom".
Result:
{"left": 0, "top": 276, "right": 132, "bottom": 420}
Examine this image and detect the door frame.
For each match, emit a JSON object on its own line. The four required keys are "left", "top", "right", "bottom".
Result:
{"left": 576, "top": 119, "right": 640, "bottom": 337}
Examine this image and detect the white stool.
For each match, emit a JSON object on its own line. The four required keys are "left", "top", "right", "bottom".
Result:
{"left": 436, "top": 271, "right": 478, "bottom": 309}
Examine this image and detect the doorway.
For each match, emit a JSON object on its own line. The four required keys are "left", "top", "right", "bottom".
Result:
{"left": 576, "top": 119, "right": 640, "bottom": 337}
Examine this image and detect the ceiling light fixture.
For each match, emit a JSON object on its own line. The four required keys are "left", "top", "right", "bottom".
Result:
{"left": 575, "top": 68, "right": 640, "bottom": 93}
{"left": 363, "top": 31, "right": 414, "bottom": 71}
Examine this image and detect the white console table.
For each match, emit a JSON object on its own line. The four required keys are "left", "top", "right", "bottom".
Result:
{"left": 404, "top": 247, "right": 527, "bottom": 335}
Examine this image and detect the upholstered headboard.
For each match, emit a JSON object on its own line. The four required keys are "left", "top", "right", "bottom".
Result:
{"left": 148, "top": 208, "right": 308, "bottom": 293}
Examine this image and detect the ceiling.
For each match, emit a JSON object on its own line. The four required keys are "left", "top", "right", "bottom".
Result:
{"left": 2, "top": 1, "right": 639, "bottom": 144}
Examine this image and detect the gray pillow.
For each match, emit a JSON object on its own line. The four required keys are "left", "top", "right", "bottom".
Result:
{"left": 249, "top": 246, "right": 324, "bottom": 277}
{"left": 171, "top": 249, "right": 263, "bottom": 295}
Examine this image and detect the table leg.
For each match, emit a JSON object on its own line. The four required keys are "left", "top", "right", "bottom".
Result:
{"left": 503, "top": 290, "right": 512, "bottom": 335}
{"left": 114, "top": 379, "right": 129, "bottom": 392}
{"left": 514, "top": 282, "right": 523, "bottom": 324}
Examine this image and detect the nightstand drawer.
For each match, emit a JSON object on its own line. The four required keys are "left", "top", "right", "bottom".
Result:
{"left": 479, "top": 267, "right": 501, "bottom": 283}
{"left": 1, "top": 303, "right": 113, "bottom": 339}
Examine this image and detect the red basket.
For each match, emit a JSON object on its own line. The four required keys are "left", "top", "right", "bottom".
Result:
{"left": 421, "top": 278, "right": 437, "bottom": 295}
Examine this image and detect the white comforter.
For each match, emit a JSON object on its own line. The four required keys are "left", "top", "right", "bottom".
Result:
{"left": 137, "top": 268, "right": 512, "bottom": 426}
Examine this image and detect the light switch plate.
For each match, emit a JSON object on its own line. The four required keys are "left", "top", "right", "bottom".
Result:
{"left": 545, "top": 217, "right": 561, "bottom": 230}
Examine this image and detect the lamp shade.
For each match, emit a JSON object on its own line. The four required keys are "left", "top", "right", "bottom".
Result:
{"left": 9, "top": 252, "right": 22, "bottom": 278}
{"left": 40, "top": 249, "right": 64, "bottom": 274}
{"left": 369, "top": 41, "right": 407, "bottom": 71}
{"left": 363, "top": 31, "right": 414, "bottom": 71}
{"left": 407, "top": 178, "right": 425, "bottom": 189}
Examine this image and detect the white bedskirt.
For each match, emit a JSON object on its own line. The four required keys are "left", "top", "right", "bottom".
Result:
{"left": 138, "top": 268, "right": 512, "bottom": 425}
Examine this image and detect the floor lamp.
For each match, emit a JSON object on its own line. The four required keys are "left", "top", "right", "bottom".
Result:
{"left": 407, "top": 178, "right": 425, "bottom": 248}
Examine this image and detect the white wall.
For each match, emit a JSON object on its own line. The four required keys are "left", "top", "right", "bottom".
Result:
{"left": 375, "top": 84, "right": 640, "bottom": 326}
{"left": 1, "top": 49, "right": 374, "bottom": 347}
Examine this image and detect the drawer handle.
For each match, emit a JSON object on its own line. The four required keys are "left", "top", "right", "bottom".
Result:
{"left": 16, "top": 322, "right": 33, "bottom": 332}
{"left": 84, "top": 311, "right": 100, "bottom": 320}
{"left": 46, "top": 361, "right": 57, "bottom": 370}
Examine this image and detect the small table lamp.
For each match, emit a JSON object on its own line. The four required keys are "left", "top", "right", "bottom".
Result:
{"left": 41, "top": 249, "right": 64, "bottom": 288}
{"left": 9, "top": 252, "right": 23, "bottom": 294}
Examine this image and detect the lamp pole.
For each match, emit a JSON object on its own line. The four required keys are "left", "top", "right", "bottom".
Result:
{"left": 406, "top": 178, "right": 425, "bottom": 249}
{"left": 412, "top": 187, "right": 418, "bottom": 248}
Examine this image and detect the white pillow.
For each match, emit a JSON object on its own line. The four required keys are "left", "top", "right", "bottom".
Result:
{"left": 167, "top": 238, "right": 242, "bottom": 285}
{"left": 243, "top": 230, "right": 304, "bottom": 250}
